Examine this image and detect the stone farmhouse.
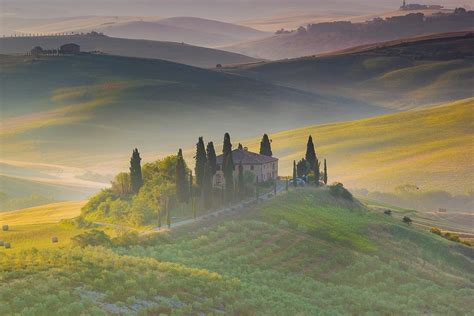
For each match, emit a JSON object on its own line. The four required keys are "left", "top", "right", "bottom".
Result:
{"left": 214, "top": 148, "right": 278, "bottom": 186}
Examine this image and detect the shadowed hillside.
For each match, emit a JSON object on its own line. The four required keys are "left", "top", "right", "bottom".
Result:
{"left": 0, "top": 53, "right": 383, "bottom": 171}
{"left": 229, "top": 33, "right": 474, "bottom": 109}
{"left": 0, "top": 33, "right": 260, "bottom": 68}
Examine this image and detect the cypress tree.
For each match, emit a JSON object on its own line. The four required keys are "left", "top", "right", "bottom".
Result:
{"left": 222, "top": 133, "right": 234, "bottom": 202}
{"left": 190, "top": 170, "right": 196, "bottom": 218}
{"left": 293, "top": 160, "right": 297, "bottom": 187}
{"left": 206, "top": 141, "right": 217, "bottom": 176}
{"left": 130, "top": 148, "right": 143, "bottom": 194}
{"left": 156, "top": 195, "right": 161, "bottom": 229}
{"left": 166, "top": 198, "right": 171, "bottom": 229}
{"left": 305, "top": 135, "right": 316, "bottom": 172}
{"left": 259, "top": 134, "right": 273, "bottom": 156}
{"left": 238, "top": 161, "right": 244, "bottom": 200}
{"left": 202, "top": 161, "right": 213, "bottom": 210}
{"left": 176, "top": 149, "right": 189, "bottom": 203}
{"left": 195, "top": 137, "right": 207, "bottom": 191}
{"left": 314, "top": 157, "right": 321, "bottom": 186}
{"left": 297, "top": 158, "right": 308, "bottom": 177}
{"left": 323, "top": 159, "right": 328, "bottom": 185}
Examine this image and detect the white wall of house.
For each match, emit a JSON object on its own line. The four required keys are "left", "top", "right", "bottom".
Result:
{"left": 213, "top": 161, "right": 278, "bottom": 186}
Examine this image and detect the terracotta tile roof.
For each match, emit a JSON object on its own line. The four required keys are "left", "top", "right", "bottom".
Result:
{"left": 216, "top": 149, "right": 278, "bottom": 165}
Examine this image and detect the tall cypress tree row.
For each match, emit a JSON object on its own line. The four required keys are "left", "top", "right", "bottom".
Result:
{"left": 305, "top": 135, "right": 316, "bottom": 172}
{"left": 323, "top": 159, "right": 328, "bottom": 185}
{"left": 202, "top": 161, "right": 213, "bottom": 209}
{"left": 176, "top": 149, "right": 189, "bottom": 203}
{"left": 206, "top": 141, "right": 217, "bottom": 176}
{"left": 222, "top": 133, "right": 234, "bottom": 202}
{"left": 195, "top": 137, "right": 207, "bottom": 191}
{"left": 293, "top": 160, "right": 297, "bottom": 187}
{"left": 130, "top": 148, "right": 143, "bottom": 194}
{"left": 238, "top": 161, "right": 244, "bottom": 200}
{"left": 259, "top": 134, "right": 273, "bottom": 156}
{"left": 314, "top": 157, "right": 321, "bottom": 186}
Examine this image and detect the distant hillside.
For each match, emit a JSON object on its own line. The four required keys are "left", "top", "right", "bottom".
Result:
{"left": 0, "top": 33, "right": 260, "bottom": 68}
{"left": 230, "top": 33, "right": 474, "bottom": 109}
{"left": 96, "top": 17, "right": 269, "bottom": 47}
{"left": 240, "top": 98, "right": 474, "bottom": 195}
{"left": 0, "top": 175, "right": 97, "bottom": 199}
{"left": 0, "top": 53, "right": 383, "bottom": 171}
{"left": 9, "top": 16, "right": 269, "bottom": 48}
{"left": 226, "top": 11, "right": 474, "bottom": 59}
{"left": 237, "top": 8, "right": 453, "bottom": 32}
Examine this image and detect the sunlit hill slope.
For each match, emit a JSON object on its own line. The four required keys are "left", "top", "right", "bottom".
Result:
{"left": 242, "top": 98, "right": 474, "bottom": 194}
{"left": 0, "top": 200, "right": 84, "bottom": 225}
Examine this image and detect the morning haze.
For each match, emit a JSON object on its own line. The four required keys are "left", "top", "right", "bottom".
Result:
{"left": 0, "top": 0, "right": 473, "bottom": 314}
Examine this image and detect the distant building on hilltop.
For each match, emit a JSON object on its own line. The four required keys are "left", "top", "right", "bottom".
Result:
{"left": 213, "top": 148, "right": 278, "bottom": 186}
{"left": 60, "top": 43, "right": 80, "bottom": 54}
{"left": 400, "top": 1, "right": 443, "bottom": 10}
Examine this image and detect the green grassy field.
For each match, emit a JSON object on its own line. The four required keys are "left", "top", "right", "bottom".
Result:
{"left": 239, "top": 98, "right": 474, "bottom": 194}
{"left": 0, "top": 201, "right": 115, "bottom": 253}
{"left": 0, "top": 188, "right": 472, "bottom": 314}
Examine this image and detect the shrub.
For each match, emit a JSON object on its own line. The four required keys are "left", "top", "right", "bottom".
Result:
{"left": 329, "top": 183, "right": 353, "bottom": 201}
{"left": 71, "top": 230, "right": 111, "bottom": 247}
{"left": 402, "top": 216, "right": 412, "bottom": 224}
{"left": 384, "top": 210, "right": 392, "bottom": 216}
{"left": 112, "top": 231, "right": 140, "bottom": 247}
{"left": 443, "top": 232, "right": 460, "bottom": 242}
{"left": 430, "top": 227, "right": 442, "bottom": 235}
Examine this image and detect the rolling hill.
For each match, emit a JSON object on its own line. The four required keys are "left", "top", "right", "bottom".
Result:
{"left": 0, "top": 200, "right": 84, "bottom": 225}
{"left": 7, "top": 16, "right": 269, "bottom": 48}
{"left": 239, "top": 98, "right": 474, "bottom": 195}
{"left": 0, "top": 175, "right": 98, "bottom": 201}
{"left": 225, "top": 10, "right": 474, "bottom": 59}
{"left": 238, "top": 8, "right": 453, "bottom": 32}
{"left": 1, "top": 188, "right": 472, "bottom": 313}
{"left": 229, "top": 33, "right": 474, "bottom": 109}
{"left": 84, "top": 17, "right": 269, "bottom": 47}
{"left": 0, "top": 53, "right": 383, "bottom": 173}
{"left": 0, "top": 33, "right": 260, "bottom": 68}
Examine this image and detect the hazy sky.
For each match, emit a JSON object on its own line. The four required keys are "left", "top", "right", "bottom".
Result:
{"left": 2, "top": 0, "right": 470, "bottom": 21}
